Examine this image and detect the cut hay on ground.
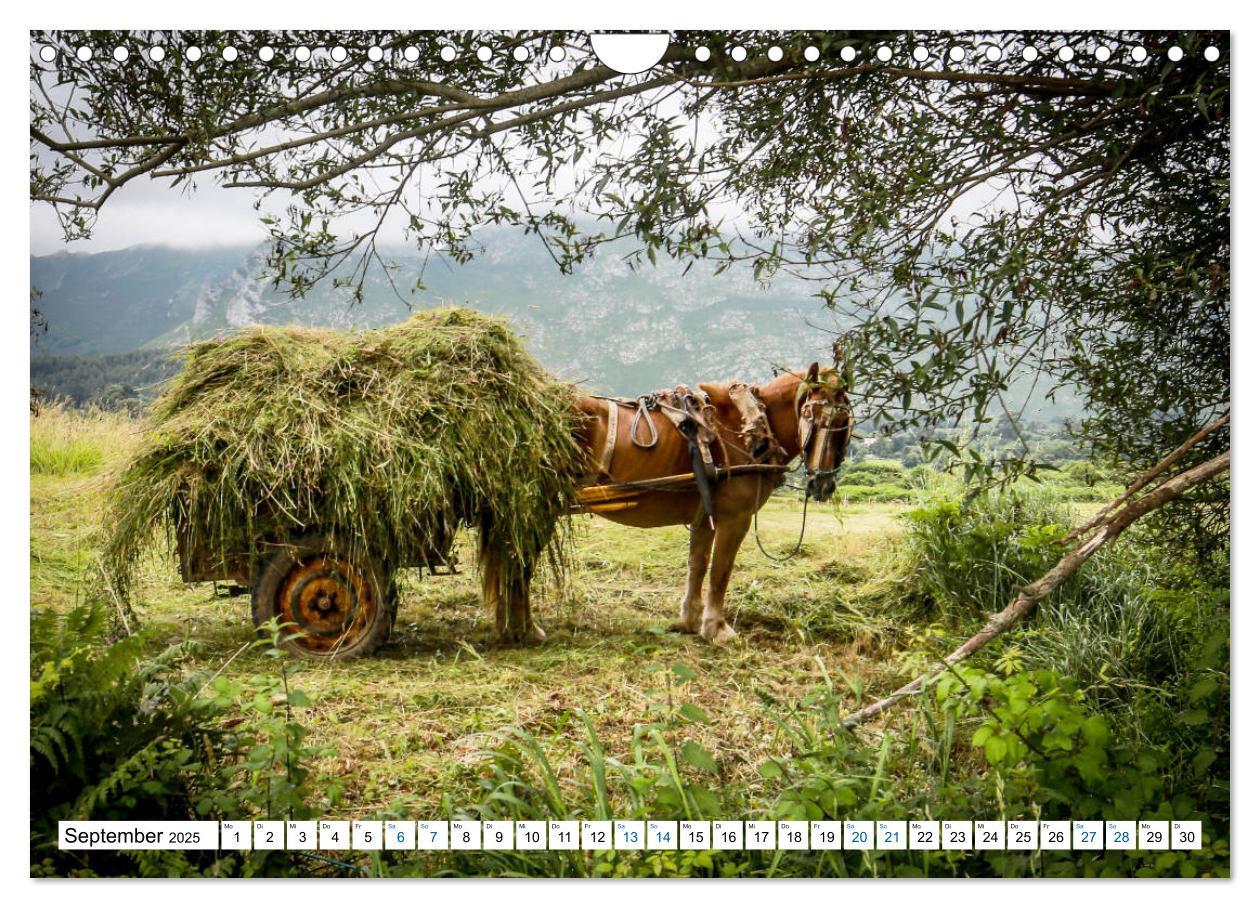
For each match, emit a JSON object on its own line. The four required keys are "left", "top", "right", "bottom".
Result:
{"left": 106, "top": 307, "right": 584, "bottom": 599}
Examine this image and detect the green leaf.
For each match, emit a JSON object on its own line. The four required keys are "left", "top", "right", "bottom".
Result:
{"left": 983, "top": 735, "right": 1008, "bottom": 765}
{"left": 757, "top": 759, "right": 783, "bottom": 780}
{"left": 679, "top": 740, "right": 718, "bottom": 774}
{"left": 1081, "top": 715, "right": 1110, "bottom": 746}
{"left": 1178, "top": 709, "right": 1211, "bottom": 727}
{"left": 1187, "top": 677, "right": 1218, "bottom": 703}
{"left": 670, "top": 663, "right": 698, "bottom": 683}
{"left": 677, "top": 703, "right": 710, "bottom": 725}
{"left": 1191, "top": 747, "right": 1217, "bottom": 777}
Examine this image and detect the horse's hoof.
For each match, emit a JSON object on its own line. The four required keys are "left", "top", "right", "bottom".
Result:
{"left": 496, "top": 623, "right": 546, "bottom": 646}
{"left": 701, "top": 621, "right": 737, "bottom": 645}
{"left": 668, "top": 620, "right": 700, "bottom": 635}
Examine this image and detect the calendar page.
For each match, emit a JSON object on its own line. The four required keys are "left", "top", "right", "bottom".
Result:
{"left": 27, "top": 7, "right": 1233, "bottom": 887}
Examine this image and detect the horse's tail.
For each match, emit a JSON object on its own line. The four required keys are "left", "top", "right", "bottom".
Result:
{"left": 478, "top": 521, "right": 508, "bottom": 636}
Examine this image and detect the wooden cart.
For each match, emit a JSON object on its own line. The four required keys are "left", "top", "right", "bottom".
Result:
{"left": 178, "top": 463, "right": 785, "bottom": 659}
{"left": 176, "top": 519, "right": 455, "bottom": 659}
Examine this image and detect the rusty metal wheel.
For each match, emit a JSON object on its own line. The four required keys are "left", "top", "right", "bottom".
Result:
{"left": 251, "top": 536, "right": 394, "bottom": 658}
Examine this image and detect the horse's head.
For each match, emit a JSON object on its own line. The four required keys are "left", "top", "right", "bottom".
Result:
{"left": 796, "top": 360, "right": 853, "bottom": 502}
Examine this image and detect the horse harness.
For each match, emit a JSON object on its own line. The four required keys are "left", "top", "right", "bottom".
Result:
{"left": 592, "top": 383, "right": 787, "bottom": 527}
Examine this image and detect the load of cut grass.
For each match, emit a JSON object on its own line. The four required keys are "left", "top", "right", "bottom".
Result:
{"left": 105, "top": 307, "right": 585, "bottom": 601}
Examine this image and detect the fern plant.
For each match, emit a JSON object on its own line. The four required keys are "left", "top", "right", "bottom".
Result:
{"left": 31, "top": 604, "right": 329, "bottom": 877}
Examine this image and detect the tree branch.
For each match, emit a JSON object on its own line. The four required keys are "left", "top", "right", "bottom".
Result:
{"left": 842, "top": 447, "right": 1230, "bottom": 727}
{"left": 1058, "top": 411, "right": 1229, "bottom": 544}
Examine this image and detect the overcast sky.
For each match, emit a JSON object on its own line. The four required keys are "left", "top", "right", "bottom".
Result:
{"left": 30, "top": 174, "right": 284, "bottom": 255}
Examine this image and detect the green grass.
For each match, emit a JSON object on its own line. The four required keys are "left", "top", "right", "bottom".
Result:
{"left": 31, "top": 436, "right": 103, "bottom": 476}
{"left": 33, "top": 406, "right": 1222, "bottom": 878}
{"left": 30, "top": 403, "right": 131, "bottom": 476}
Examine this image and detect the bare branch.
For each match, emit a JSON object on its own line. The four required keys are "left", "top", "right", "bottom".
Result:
{"left": 842, "top": 448, "right": 1231, "bottom": 727}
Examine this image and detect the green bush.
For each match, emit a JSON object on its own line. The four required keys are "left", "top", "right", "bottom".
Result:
{"left": 835, "top": 459, "right": 908, "bottom": 488}
{"left": 833, "top": 482, "right": 918, "bottom": 503}
{"left": 751, "top": 668, "right": 1229, "bottom": 877}
{"left": 937, "top": 665, "right": 1229, "bottom": 876}
{"left": 1019, "top": 556, "right": 1225, "bottom": 713}
{"left": 899, "top": 491, "right": 1069, "bottom": 622}
{"left": 30, "top": 604, "right": 333, "bottom": 877}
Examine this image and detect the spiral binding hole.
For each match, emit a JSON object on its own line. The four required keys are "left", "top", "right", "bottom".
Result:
{"left": 45, "top": 35, "right": 1224, "bottom": 72}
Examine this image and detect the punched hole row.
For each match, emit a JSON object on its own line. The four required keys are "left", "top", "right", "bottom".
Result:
{"left": 37, "top": 41, "right": 1221, "bottom": 66}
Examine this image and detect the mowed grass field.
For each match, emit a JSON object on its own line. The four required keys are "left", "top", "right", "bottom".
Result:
{"left": 32, "top": 405, "right": 1232, "bottom": 879}
{"left": 27, "top": 405, "right": 1014, "bottom": 819}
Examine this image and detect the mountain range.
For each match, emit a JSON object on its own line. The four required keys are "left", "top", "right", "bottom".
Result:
{"left": 30, "top": 231, "right": 837, "bottom": 398}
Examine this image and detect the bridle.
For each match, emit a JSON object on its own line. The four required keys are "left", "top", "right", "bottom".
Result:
{"left": 797, "top": 390, "right": 854, "bottom": 499}
{"left": 752, "top": 379, "right": 853, "bottom": 562}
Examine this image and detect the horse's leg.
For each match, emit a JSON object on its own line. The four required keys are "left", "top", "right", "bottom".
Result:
{"left": 670, "top": 519, "right": 715, "bottom": 634}
{"left": 700, "top": 511, "right": 752, "bottom": 645}
{"left": 507, "top": 562, "right": 546, "bottom": 643}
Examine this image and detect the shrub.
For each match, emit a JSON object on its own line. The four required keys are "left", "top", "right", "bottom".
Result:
{"left": 899, "top": 490, "right": 1069, "bottom": 622}
{"left": 835, "top": 458, "right": 908, "bottom": 488}
{"left": 833, "top": 482, "right": 917, "bottom": 503}
{"left": 938, "top": 665, "right": 1229, "bottom": 876}
{"left": 30, "top": 604, "right": 331, "bottom": 877}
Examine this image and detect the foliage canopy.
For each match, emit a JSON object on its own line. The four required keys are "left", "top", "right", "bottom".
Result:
{"left": 31, "top": 29, "right": 1230, "bottom": 546}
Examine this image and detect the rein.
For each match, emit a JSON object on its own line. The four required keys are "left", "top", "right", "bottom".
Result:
{"left": 749, "top": 401, "right": 850, "bottom": 563}
{"left": 750, "top": 462, "right": 845, "bottom": 562}
{"left": 752, "top": 471, "right": 810, "bottom": 562}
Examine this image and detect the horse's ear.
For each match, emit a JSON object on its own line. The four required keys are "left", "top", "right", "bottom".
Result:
{"left": 806, "top": 362, "right": 820, "bottom": 383}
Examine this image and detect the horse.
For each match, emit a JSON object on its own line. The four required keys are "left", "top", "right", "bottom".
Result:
{"left": 480, "top": 362, "right": 853, "bottom": 645}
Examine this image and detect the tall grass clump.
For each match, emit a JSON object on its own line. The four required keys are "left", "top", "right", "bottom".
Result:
{"left": 1018, "top": 553, "right": 1219, "bottom": 708}
{"left": 104, "top": 307, "right": 585, "bottom": 598}
{"left": 29, "top": 402, "right": 135, "bottom": 475}
{"left": 898, "top": 488, "right": 1071, "bottom": 623}
{"left": 31, "top": 434, "right": 103, "bottom": 476}
{"left": 898, "top": 488, "right": 1227, "bottom": 715}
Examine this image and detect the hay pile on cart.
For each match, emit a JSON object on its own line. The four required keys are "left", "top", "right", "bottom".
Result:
{"left": 105, "top": 307, "right": 584, "bottom": 657}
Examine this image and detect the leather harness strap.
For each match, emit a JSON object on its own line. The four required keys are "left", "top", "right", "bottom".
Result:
{"left": 590, "top": 383, "right": 783, "bottom": 529}
{"left": 628, "top": 395, "right": 660, "bottom": 448}
{"left": 596, "top": 397, "right": 619, "bottom": 477}
{"left": 728, "top": 382, "right": 788, "bottom": 465}
{"left": 594, "top": 383, "right": 785, "bottom": 476}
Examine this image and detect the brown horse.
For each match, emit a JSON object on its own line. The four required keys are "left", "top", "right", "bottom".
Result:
{"left": 481, "top": 363, "right": 853, "bottom": 644}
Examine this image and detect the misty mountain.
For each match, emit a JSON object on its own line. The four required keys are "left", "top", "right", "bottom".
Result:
{"left": 30, "top": 232, "right": 1081, "bottom": 425}
{"left": 30, "top": 232, "right": 842, "bottom": 398}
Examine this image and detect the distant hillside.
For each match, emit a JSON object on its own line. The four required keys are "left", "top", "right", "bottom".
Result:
{"left": 31, "top": 232, "right": 832, "bottom": 398}
{"left": 30, "top": 232, "right": 1082, "bottom": 423}
{"left": 31, "top": 349, "right": 182, "bottom": 412}
{"left": 30, "top": 245, "right": 247, "bottom": 357}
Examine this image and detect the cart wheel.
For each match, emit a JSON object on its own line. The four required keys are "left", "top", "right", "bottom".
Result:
{"left": 252, "top": 536, "right": 394, "bottom": 658}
